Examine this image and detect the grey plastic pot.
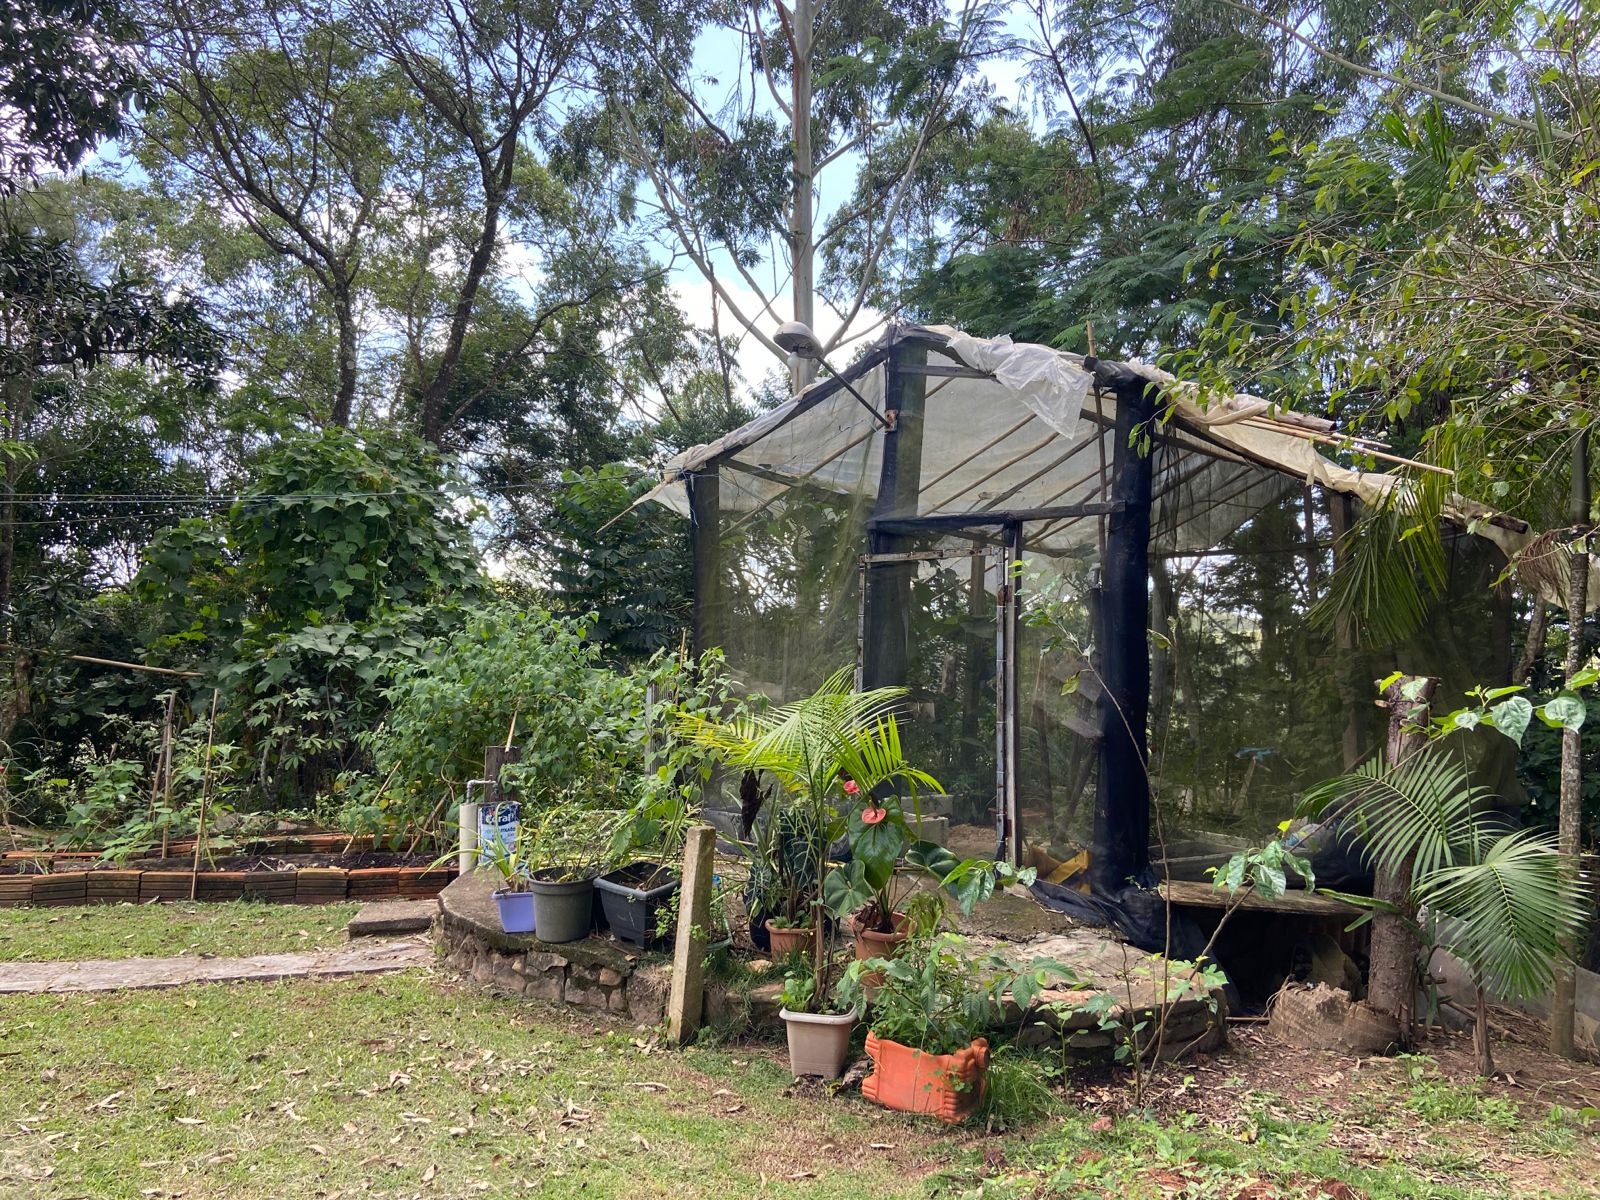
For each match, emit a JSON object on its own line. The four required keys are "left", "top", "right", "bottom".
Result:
{"left": 779, "top": 1007, "right": 856, "bottom": 1079}
{"left": 527, "top": 869, "right": 596, "bottom": 943}
{"left": 594, "top": 862, "right": 680, "bottom": 948}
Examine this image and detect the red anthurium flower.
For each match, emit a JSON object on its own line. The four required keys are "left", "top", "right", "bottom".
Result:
{"left": 842, "top": 779, "right": 860, "bottom": 797}
{"left": 861, "top": 805, "right": 888, "bottom": 825}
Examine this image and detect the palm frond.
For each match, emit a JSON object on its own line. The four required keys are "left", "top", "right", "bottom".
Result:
{"left": 1312, "top": 476, "right": 1448, "bottom": 648}
{"left": 1417, "top": 830, "right": 1587, "bottom": 1001}
{"left": 671, "top": 665, "right": 940, "bottom": 802}
{"left": 1300, "top": 746, "right": 1486, "bottom": 880}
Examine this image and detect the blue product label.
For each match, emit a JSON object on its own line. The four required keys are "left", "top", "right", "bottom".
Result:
{"left": 478, "top": 801, "right": 519, "bottom": 858}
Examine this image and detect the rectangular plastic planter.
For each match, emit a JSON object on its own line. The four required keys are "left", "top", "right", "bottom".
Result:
{"left": 594, "top": 863, "right": 680, "bottom": 949}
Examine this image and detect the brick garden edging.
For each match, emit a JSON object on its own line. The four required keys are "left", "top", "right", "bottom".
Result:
{"left": 0, "top": 864, "right": 456, "bottom": 908}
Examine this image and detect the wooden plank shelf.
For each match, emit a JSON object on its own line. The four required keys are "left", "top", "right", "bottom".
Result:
{"left": 1159, "top": 879, "right": 1364, "bottom": 918}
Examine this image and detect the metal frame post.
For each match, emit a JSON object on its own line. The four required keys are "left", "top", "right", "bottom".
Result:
{"left": 995, "top": 521, "right": 1023, "bottom": 866}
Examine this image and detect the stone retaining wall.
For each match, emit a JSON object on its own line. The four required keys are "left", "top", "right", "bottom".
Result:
{"left": 433, "top": 869, "right": 672, "bottom": 1025}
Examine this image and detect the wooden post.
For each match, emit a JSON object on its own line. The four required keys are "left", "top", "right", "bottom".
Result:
{"left": 482, "top": 744, "right": 522, "bottom": 809}
{"left": 1368, "top": 674, "right": 1438, "bottom": 1046}
{"left": 668, "top": 824, "right": 718, "bottom": 1045}
{"left": 995, "top": 523, "right": 1022, "bottom": 865}
{"left": 1090, "top": 380, "right": 1155, "bottom": 893}
{"left": 189, "top": 688, "right": 220, "bottom": 900}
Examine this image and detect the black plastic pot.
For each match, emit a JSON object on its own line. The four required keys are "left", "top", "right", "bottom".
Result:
{"left": 528, "top": 869, "right": 596, "bottom": 943}
{"left": 594, "top": 862, "right": 680, "bottom": 948}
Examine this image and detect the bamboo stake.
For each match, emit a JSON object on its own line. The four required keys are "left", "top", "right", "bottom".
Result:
{"left": 147, "top": 691, "right": 174, "bottom": 846}
{"left": 159, "top": 693, "right": 177, "bottom": 859}
{"left": 189, "top": 689, "right": 220, "bottom": 901}
{"left": 0, "top": 644, "right": 201, "bottom": 677}
{"left": 1237, "top": 418, "right": 1455, "bottom": 476}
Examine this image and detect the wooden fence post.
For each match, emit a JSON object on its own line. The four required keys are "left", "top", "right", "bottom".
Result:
{"left": 668, "top": 825, "right": 717, "bottom": 1045}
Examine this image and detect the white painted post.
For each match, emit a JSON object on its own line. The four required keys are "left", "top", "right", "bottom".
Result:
{"left": 458, "top": 790, "right": 480, "bottom": 874}
{"left": 668, "top": 824, "right": 717, "bottom": 1045}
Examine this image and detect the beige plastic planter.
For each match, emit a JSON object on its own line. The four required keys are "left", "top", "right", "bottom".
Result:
{"left": 779, "top": 1008, "right": 855, "bottom": 1078}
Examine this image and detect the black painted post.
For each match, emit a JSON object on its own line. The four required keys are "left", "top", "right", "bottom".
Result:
{"left": 688, "top": 466, "right": 721, "bottom": 658}
{"left": 862, "top": 342, "right": 928, "bottom": 689}
{"left": 1090, "top": 380, "right": 1156, "bottom": 893}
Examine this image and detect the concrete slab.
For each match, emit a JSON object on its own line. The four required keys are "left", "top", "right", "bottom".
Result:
{"left": 348, "top": 898, "right": 438, "bottom": 937}
{"left": 0, "top": 936, "right": 432, "bottom": 994}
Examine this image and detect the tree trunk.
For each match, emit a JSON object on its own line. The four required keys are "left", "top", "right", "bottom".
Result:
{"left": 787, "top": 0, "right": 816, "bottom": 394}
{"left": 1551, "top": 437, "right": 1590, "bottom": 1057}
{"left": 1473, "top": 983, "right": 1494, "bottom": 1077}
{"left": 329, "top": 283, "right": 358, "bottom": 428}
{"left": 1515, "top": 601, "right": 1548, "bottom": 686}
{"left": 0, "top": 370, "right": 28, "bottom": 636}
{"left": 1368, "top": 674, "right": 1438, "bottom": 1046}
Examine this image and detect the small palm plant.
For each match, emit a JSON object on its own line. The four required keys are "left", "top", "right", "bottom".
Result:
{"left": 674, "top": 666, "right": 941, "bottom": 1012}
{"left": 1303, "top": 746, "right": 1588, "bottom": 1074}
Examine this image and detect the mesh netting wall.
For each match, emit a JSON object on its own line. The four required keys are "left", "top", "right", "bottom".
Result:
{"left": 682, "top": 333, "right": 1513, "bottom": 875}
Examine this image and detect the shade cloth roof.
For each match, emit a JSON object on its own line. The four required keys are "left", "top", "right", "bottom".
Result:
{"left": 640, "top": 323, "right": 1598, "bottom": 607}
{"left": 643, "top": 324, "right": 1406, "bottom": 556}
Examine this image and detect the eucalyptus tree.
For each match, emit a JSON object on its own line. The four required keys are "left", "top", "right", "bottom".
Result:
{"left": 134, "top": 0, "right": 647, "bottom": 442}
{"left": 594, "top": 0, "right": 1007, "bottom": 388}
{"left": 137, "top": 0, "right": 448, "bottom": 427}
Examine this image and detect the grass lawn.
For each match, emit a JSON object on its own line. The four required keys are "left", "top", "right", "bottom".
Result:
{"left": 0, "top": 905, "right": 1595, "bottom": 1199}
{"left": 0, "top": 901, "right": 360, "bottom": 962}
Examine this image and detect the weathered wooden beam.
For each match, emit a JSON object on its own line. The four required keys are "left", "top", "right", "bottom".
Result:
{"left": 688, "top": 467, "right": 721, "bottom": 658}
{"left": 868, "top": 501, "right": 1121, "bottom": 534}
{"left": 668, "top": 825, "right": 718, "bottom": 1045}
{"left": 862, "top": 344, "right": 929, "bottom": 690}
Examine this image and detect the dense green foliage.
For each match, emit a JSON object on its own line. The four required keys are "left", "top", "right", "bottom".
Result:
{"left": 0, "top": 0, "right": 1594, "bottom": 881}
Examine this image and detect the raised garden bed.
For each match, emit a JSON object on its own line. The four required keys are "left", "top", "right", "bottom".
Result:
{"left": 0, "top": 851, "right": 457, "bottom": 909}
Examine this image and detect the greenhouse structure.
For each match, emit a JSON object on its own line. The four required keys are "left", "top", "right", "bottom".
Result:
{"left": 641, "top": 324, "right": 1526, "bottom": 895}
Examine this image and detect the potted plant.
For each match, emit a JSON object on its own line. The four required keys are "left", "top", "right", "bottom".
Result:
{"left": 749, "top": 802, "right": 829, "bottom": 959}
{"left": 777, "top": 965, "right": 859, "bottom": 1079}
{"left": 676, "top": 665, "right": 941, "bottom": 1079}
{"left": 480, "top": 839, "right": 536, "bottom": 935}
{"left": 823, "top": 792, "right": 1037, "bottom": 963}
{"left": 839, "top": 932, "right": 1075, "bottom": 1123}
{"left": 524, "top": 809, "right": 618, "bottom": 944}
{"left": 595, "top": 860, "right": 680, "bottom": 948}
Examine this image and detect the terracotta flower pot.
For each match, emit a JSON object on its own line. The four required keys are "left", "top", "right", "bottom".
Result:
{"left": 780, "top": 1008, "right": 856, "bottom": 1078}
{"left": 852, "top": 910, "right": 911, "bottom": 961}
{"left": 764, "top": 920, "right": 816, "bottom": 959}
{"left": 861, "top": 1033, "right": 989, "bottom": 1124}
